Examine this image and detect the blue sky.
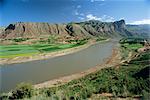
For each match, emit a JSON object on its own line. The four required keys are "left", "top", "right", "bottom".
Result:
{"left": 0, "top": 0, "right": 150, "bottom": 26}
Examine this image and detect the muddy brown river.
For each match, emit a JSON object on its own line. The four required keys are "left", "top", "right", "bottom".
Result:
{"left": 0, "top": 41, "right": 117, "bottom": 92}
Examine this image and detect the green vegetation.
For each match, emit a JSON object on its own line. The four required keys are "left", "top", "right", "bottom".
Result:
{"left": 12, "top": 38, "right": 30, "bottom": 42}
{"left": 119, "top": 37, "right": 146, "bottom": 45}
{"left": 9, "top": 83, "right": 34, "bottom": 99}
{"left": 35, "top": 51, "right": 149, "bottom": 99}
{"left": 66, "top": 37, "right": 89, "bottom": 44}
{"left": 36, "top": 38, "right": 149, "bottom": 99}
{"left": 96, "top": 37, "right": 107, "bottom": 42}
{"left": 0, "top": 38, "right": 88, "bottom": 58}
{"left": 38, "top": 35, "right": 58, "bottom": 44}
{"left": 0, "top": 83, "right": 34, "bottom": 99}
{"left": 122, "top": 43, "right": 143, "bottom": 50}
{"left": 1, "top": 38, "right": 149, "bottom": 100}
{"left": 120, "top": 38, "right": 145, "bottom": 60}
{"left": 0, "top": 45, "right": 39, "bottom": 58}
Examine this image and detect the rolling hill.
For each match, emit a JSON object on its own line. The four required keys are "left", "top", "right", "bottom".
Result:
{"left": 126, "top": 24, "right": 150, "bottom": 37}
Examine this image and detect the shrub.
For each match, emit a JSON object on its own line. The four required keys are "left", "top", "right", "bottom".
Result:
{"left": 41, "top": 87, "right": 57, "bottom": 97}
{"left": 9, "top": 83, "right": 34, "bottom": 99}
{"left": 47, "top": 35, "right": 58, "bottom": 44}
{"left": 142, "top": 90, "right": 150, "bottom": 100}
{"left": 13, "top": 38, "right": 29, "bottom": 42}
{"left": 0, "top": 93, "right": 9, "bottom": 100}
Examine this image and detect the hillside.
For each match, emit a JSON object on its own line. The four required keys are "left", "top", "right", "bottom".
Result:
{"left": 1, "top": 38, "right": 149, "bottom": 99}
{"left": 0, "top": 27, "right": 5, "bottom": 34}
{"left": 126, "top": 24, "right": 150, "bottom": 37}
{"left": 0, "top": 20, "right": 132, "bottom": 39}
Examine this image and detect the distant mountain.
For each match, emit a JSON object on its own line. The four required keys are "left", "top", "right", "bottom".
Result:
{"left": 0, "top": 20, "right": 133, "bottom": 39}
{"left": 126, "top": 24, "right": 150, "bottom": 37}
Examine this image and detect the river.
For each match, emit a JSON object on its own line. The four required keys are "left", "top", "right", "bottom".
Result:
{"left": 0, "top": 41, "right": 117, "bottom": 92}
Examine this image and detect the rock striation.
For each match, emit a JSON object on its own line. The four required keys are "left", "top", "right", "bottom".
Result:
{"left": 0, "top": 20, "right": 133, "bottom": 39}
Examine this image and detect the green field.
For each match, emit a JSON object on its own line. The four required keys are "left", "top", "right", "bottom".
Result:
{"left": 122, "top": 43, "right": 143, "bottom": 50}
{"left": 0, "top": 43, "right": 85, "bottom": 58}
{"left": 120, "top": 38, "right": 145, "bottom": 60}
{"left": 1, "top": 38, "right": 149, "bottom": 100}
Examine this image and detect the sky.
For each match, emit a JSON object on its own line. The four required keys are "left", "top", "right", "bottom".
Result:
{"left": 0, "top": 0, "right": 150, "bottom": 26}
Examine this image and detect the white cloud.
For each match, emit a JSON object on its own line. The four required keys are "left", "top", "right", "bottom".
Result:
{"left": 101, "top": 15, "right": 115, "bottom": 22}
{"left": 74, "top": 5, "right": 82, "bottom": 16}
{"left": 85, "top": 14, "right": 114, "bottom": 22}
{"left": 78, "top": 17, "right": 85, "bottom": 20}
{"left": 128, "top": 19, "right": 150, "bottom": 25}
{"left": 91, "top": 0, "right": 105, "bottom": 2}
{"left": 86, "top": 14, "right": 101, "bottom": 20}
{"left": 119, "top": 17, "right": 125, "bottom": 20}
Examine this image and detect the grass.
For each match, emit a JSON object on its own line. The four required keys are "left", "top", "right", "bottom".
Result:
{"left": 35, "top": 38, "right": 150, "bottom": 99}
{"left": 120, "top": 38, "right": 144, "bottom": 60}
{"left": 7, "top": 49, "right": 147, "bottom": 100}
{"left": 0, "top": 45, "right": 39, "bottom": 58}
{"left": 31, "top": 39, "right": 148, "bottom": 99}
{"left": 122, "top": 43, "right": 143, "bottom": 50}
{"left": 0, "top": 41, "right": 86, "bottom": 58}
{"left": 34, "top": 43, "right": 80, "bottom": 52}
{"left": 1, "top": 38, "right": 149, "bottom": 100}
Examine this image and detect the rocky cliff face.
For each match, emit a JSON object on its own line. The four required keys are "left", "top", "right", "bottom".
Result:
{"left": 0, "top": 27, "right": 5, "bottom": 34}
{"left": 0, "top": 22, "right": 70, "bottom": 39}
{"left": 78, "top": 20, "right": 131, "bottom": 37}
{"left": 0, "top": 20, "right": 132, "bottom": 39}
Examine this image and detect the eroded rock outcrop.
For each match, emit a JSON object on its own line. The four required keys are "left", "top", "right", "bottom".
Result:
{"left": 0, "top": 20, "right": 132, "bottom": 39}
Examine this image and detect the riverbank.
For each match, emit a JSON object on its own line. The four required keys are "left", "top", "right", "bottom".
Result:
{"left": 2, "top": 38, "right": 149, "bottom": 100}
{"left": 0, "top": 39, "right": 109, "bottom": 65}
{"left": 34, "top": 41, "right": 121, "bottom": 89}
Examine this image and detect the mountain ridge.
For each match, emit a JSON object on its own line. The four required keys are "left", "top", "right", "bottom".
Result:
{"left": 0, "top": 20, "right": 134, "bottom": 39}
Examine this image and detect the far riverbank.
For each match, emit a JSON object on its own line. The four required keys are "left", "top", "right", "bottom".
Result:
{"left": 34, "top": 40, "right": 121, "bottom": 89}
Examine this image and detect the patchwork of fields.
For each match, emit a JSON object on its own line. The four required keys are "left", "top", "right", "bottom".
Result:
{"left": 0, "top": 38, "right": 150, "bottom": 100}
{"left": 0, "top": 43, "right": 83, "bottom": 58}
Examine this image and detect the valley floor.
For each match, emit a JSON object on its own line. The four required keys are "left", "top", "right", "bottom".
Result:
{"left": 1, "top": 38, "right": 149, "bottom": 100}
{"left": 0, "top": 39, "right": 109, "bottom": 65}
{"left": 34, "top": 44, "right": 121, "bottom": 89}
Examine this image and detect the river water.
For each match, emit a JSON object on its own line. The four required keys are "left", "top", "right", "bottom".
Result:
{"left": 0, "top": 41, "right": 116, "bottom": 92}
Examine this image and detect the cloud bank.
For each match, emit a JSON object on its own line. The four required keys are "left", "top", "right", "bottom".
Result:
{"left": 128, "top": 19, "right": 150, "bottom": 25}
{"left": 86, "top": 14, "right": 101, "bottom": 20}
{"left": 84, "top": 14, "right": 114, "bottom": 22}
